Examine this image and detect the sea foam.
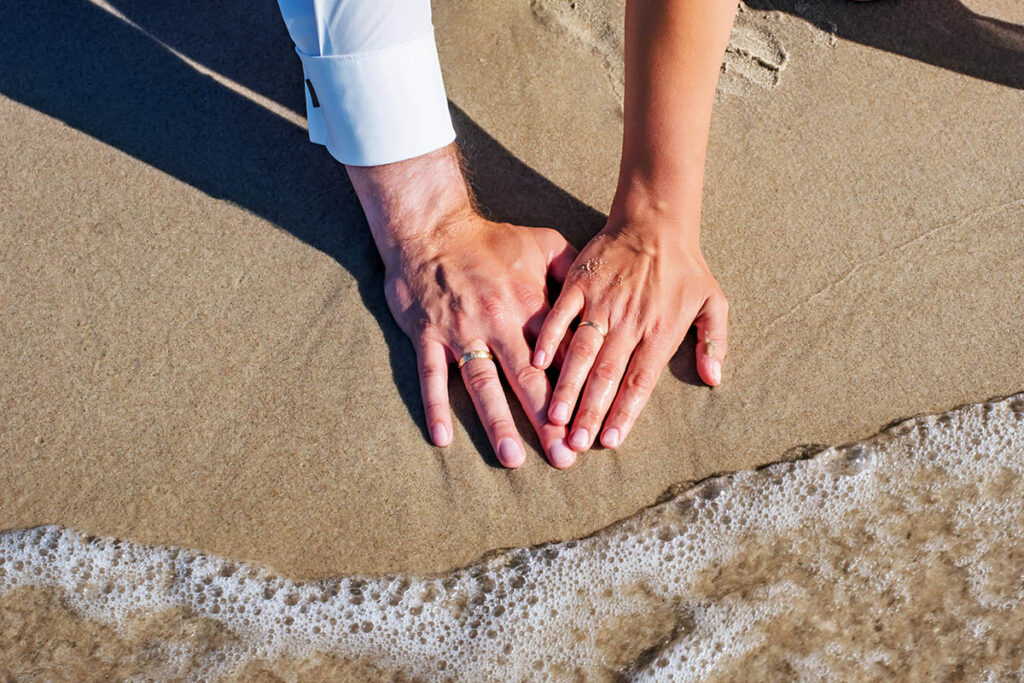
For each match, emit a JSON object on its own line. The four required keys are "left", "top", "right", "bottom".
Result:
{"left": 2, "top": 394, "right": 1024, "bottom": 679}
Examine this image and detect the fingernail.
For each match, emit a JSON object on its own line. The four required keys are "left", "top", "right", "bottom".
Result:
{"left": 533, "top": 349, "right": 548, "bottom": 368}
{"left": 430, "top": 423, "right": 450, "bottom": 447}
{"left": 602, "top": 428, "right": 621, "bottom": 449}
{"left": 498, "top": 438, "right": 525, "bottom": 467}
{"left": 710, "top": 360, "right": 722, "bottom": 385}
{"left": 569, "top": 428, "right": 590, "bottom": 450}
{"left": 548, "top": 439, "right": 576, "bottom": 468}
{"left": 551, "top": 401, "right": 570, "bottom": 424}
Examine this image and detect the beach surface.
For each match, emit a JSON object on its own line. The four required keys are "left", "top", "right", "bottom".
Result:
{"left": 1, "top": 0, "right": 1022, "bottom": 597}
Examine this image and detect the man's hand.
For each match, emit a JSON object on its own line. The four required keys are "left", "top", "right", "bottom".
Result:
{"left": 347, "top": 145, "right": 578, "bottom": 468}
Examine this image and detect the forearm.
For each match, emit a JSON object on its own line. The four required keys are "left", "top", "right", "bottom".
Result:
{"left": 611, "top": 0, "right": 737, "bottom": 240}
{"left": 345, "top": 145, "right": 476, "bottom": 272}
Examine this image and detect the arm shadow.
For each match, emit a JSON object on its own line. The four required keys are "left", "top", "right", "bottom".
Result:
{"left": 0, "top": 0, "right": 606, "bottom": 466}
{"left": 748, "top": 0, "right": 1024, "bottom": 90}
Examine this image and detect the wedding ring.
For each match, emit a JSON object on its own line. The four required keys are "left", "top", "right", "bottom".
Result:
{"left": 577, "top": 321, "right": 608, "bottom": 338}
{"left": 457, "top": 349, "right": 494, "bottom": 369}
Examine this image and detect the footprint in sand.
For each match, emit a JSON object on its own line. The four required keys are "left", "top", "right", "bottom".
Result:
{"left": 720, "top": 9, "right": 790, "bottom": 96}
{"left": 530, "top": 0, "right": 790, "bottom": 103}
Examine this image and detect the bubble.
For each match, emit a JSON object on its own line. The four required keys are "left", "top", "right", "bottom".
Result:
{"left": 1, "top": 393, "right": 1022, "bottom": 679}
{"left": 829, "top": 445, "right": 875, "bottom": 477}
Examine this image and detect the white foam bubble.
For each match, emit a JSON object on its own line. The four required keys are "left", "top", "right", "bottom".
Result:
{"left": 2, "top": 394, "right": 1024, "bottom": 679}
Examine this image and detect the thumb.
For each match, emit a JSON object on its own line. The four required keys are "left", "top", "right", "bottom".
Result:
{"left": 535, "top": 228, "right": 577, "bottom": 284}
{"left": 693, "top": 293, "right": 729, "bottom": 387}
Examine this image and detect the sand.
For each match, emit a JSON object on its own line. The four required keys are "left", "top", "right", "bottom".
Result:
{"left": 3, "top": 395, "right": 1024, "bottom": 678}
{"left": 1, "top": 0, "right": 1023, "bottom": 591}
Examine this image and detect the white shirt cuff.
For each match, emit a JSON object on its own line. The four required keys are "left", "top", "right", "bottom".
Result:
{"left": 297, "top": 29, "right": 456, "bottom": 167}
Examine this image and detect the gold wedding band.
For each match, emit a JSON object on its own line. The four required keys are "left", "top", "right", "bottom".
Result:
{"left": 577, "top": 321, "right": 608, "bottom": 338}
{"left": 457, "top": 349, "right": 495, "bottom": 369}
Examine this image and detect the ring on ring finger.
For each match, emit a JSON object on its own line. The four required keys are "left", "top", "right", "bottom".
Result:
{"left": 457, "top": 349, "right": 495, "bottom": 369}
{"left": 548, "top": 318, "right": 610, "bottom": 425}
{"left": 577, "top": 320, "right": 608, "bottom": 338}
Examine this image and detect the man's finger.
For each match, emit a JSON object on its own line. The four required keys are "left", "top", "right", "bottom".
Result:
{"left": 535, "top": 228, "right": 578, "bottom": 284}
{"left": 569, "top": 332, "right": 637, "bottom": 451}
{"left": 532, "top": 285, "right": 584, "bottom": 370}
{"left": 694, "top": 293, "right": 729, "bottom": 387}
{"left": 492, "top": 336, "right": 575, "bottom": 469}
{"left": 458, "top": 344, "right": 527, "bottom": 468}
{"left": 600, "top": 339, "right": 673, "bottom": 449}
{"left": 418, "top": 339, "right": 453, "bottom": 447}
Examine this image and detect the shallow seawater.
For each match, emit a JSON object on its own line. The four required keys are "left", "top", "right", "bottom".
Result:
{"left": 2, "top": 395, "right": 1024, "bottom": 680}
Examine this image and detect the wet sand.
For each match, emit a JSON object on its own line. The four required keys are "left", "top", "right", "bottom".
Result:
{"left": 1, "top": 0, "right": 1023, "bottom": 592}
{"left": 3, "top": 395, "right": 1024, "bottom": 678}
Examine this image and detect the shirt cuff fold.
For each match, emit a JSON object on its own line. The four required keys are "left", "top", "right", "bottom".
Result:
{"left": 298, "top": 29, "right": 456, "bottom": 167}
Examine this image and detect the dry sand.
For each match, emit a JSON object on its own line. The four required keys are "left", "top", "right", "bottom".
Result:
{"left": 1, "top": 0, "right": 1023, "bottom": 588}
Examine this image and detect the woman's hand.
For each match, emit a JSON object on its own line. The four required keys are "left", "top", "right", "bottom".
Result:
{"left": 532, "top": 218, "right": 728, "bottom": 452}
{"left": 528, "top": 0, "right": 739, "bottom": 453}
{"left": 383, "top": 213, "right": 578, "bottom": 468}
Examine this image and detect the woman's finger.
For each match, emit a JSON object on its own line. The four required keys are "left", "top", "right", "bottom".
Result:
{"left": 418, "top": 339, "right": 453, "bottom": 447}
{"left": 528, "top": 308, "right": 572, "bottom": 371}
{"left": 547, "top": 317, "right": 608, "bottom": 426}
{"left": 532, "top": 285, "right": 584, "bottom": 370}
{"left": 693, "top": 293, "right": 729, "bottom": 387}
{"left": 491, "top": 336, "right": 576, "bottom": 469}
{"left": 600, "top": 338, "right": 674, "bottom": 449}
{"left": 525, "top": 302, "right": 549, "bottom": 343}
{"left": 551, "top": 328, "right": 573, "bottom": 371}
{"left": 458, "top": 343, "right": 527, "bottom": 468}
{"left": 568, "top": 332, "right": 638, "bottom": 451}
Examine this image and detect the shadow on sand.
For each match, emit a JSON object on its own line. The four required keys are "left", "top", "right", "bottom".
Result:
{"left": 0, "top": 0, "right": 606, "bottom": 464}
{"left": 2, "top": 0, "right": 1019, "bottom": 456}
{"left": 751, "top": 0, "right": 1024, "bottom": 90}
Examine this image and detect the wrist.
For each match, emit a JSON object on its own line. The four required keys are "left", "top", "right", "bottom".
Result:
{"left": 346, "top": 144, "right": 476, "bottom": 269}
{"left": 607, "top": 170, "right": 703, "bottom": 248}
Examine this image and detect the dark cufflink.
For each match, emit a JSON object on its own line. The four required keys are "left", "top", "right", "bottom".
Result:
{"left": 305, "top": 79, "right": 320, "bottom": 108}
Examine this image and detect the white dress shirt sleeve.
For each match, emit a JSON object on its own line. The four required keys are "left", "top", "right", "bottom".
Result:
{"left": 276, "top": 0, "right": 456, "bottom": 167}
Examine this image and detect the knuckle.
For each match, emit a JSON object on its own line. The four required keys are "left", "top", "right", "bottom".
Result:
{"left": 626, "top": 369, "right": 658, "bottom": 393}
{"left": 419, "top": 363, "right": 445, "bottom": 383}
{"left": 479, "top": 295, "right": 506, "bottom": 323}
{"left": 555, "top": 375, "right": 581, "bottom": 396}
{"left": 552, "top": 390, "right": 577, "bottom": 409}
{"left": 572, "top": 338, "right": 600, "bottom": 358}
{"left": 609, "top": 408, "right": 633, "bottom": 425}
{"left": 622, "top": 301, "right": 643, "bottom": 324}
{"left": 453, "top": 318, "right": 476, "bottom": 341}
{"left": 464, "top": 366, "right": 495, "bottom": 394}
{"left": 411, "top": 319, "right": 431, "bottom": 339}
{"left": 423, "top": 399, "right": 448, "bottom": 418}
{"left": 541, "top": 227, "right": 562, "bottom": 242}
{"left": 649, "top": 318, "right": 673, "bottom": 338}
{"left": 486, "top": 417, "right": 515, "bottom": 436}
{"left": 514, "top": 364, "right": 545, "bottom": 390}
{"left": 512, "top": 284, "right": 545, "bottom": 311}
{"left": 591, "top": 360, "right": 622, "bottom": 384}
{"left": 575, "top": 408, "right": 603, "bottom": 426}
